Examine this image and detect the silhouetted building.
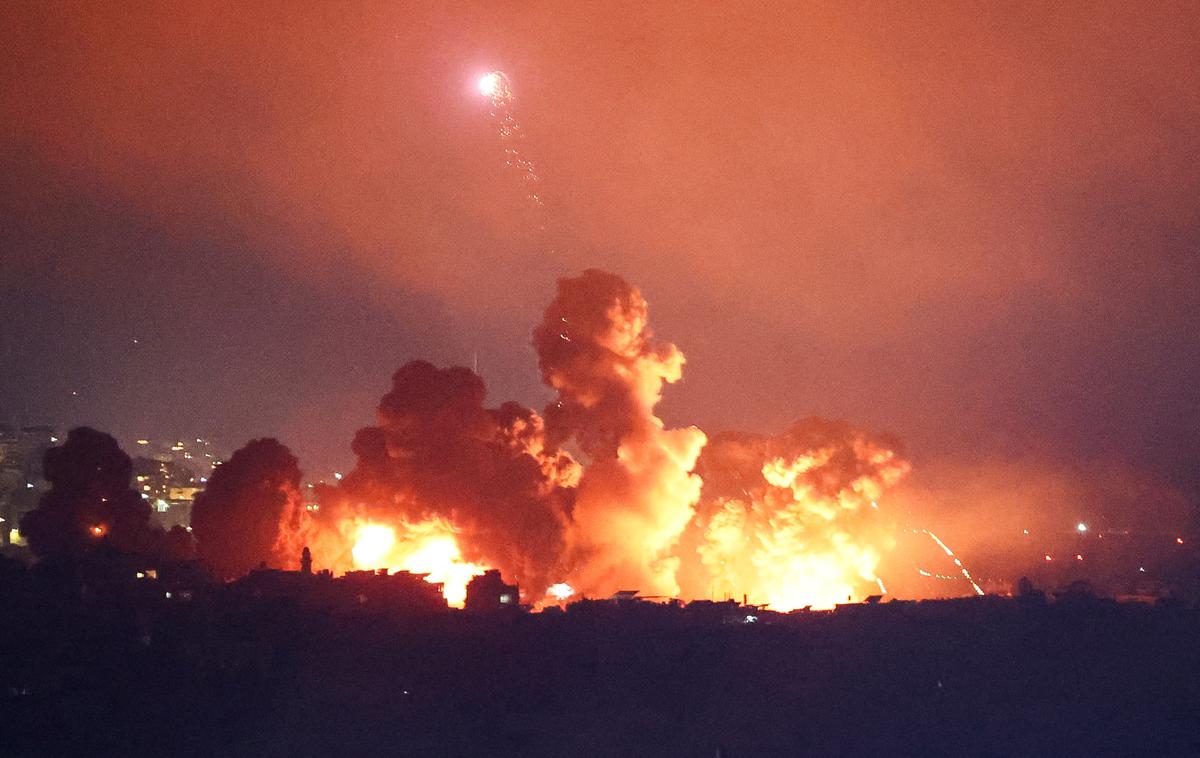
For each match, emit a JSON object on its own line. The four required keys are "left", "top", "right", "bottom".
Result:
{"left": 232, "top": 563, "right": 447, "bottom": 614}
{"left": 465, "top": 569, "right": 520, "bottom": 613}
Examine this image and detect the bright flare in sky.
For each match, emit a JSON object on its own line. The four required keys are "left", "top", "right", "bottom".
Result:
{"left": 478, "top": 72, "right": 503, "bottom": 98}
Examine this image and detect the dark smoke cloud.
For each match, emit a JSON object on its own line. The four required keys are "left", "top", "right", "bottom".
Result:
{"left": 20, "top": 427, "right": 162, "bottom": 562}
{"left": 191, "top": 438, "right": 303, "bottom": 580}
{"left": 314, "top": 361, "right": 578, "bottom": 593}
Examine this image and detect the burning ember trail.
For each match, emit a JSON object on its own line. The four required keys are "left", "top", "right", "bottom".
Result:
{"left": 923, "top": 529, "right": 984, "bottom": 596}
{"left": 477, "top": 70, "right": 542, "bottom": 207}
{"left": 276, "top": 270, "right": 987, "bottom": 610}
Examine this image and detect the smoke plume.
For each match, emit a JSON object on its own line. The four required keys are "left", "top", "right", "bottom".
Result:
{"left": 302, "top": 361, "right": 578, "bottom": 594}
{"left": 20, "top": 427, "right": 163, "bottom": 562}
{"left": 534, "top": 269, "right": 707, "bottom": 597}
{"left": 191, "top": 438, "right": 303, "bottom": 580}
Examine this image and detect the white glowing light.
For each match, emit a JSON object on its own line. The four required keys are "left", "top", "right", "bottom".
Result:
{"left": 547, "top": 582, "right": 575, "bottom": 601}
{"left": 351, "top": 524, "right": 396, "bottom": 568}
{"left": 1076, "top": 522, "right": 1088, "bottom": 533}
{"left": 478, "top": 72, "right": 502, "bottom": 98}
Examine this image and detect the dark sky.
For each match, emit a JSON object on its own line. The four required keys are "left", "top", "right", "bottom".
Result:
{"left": 2, "top": 1, "right": 1198, "bottom": 502}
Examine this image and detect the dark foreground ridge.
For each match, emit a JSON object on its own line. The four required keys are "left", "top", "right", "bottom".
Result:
{"left": 2, "top": 558, "right": 1198, "bottom": 757}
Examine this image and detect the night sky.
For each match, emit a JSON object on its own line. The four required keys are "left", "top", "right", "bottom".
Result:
{"left": 2, "top": 1, "right": 1197, "bottom": 513}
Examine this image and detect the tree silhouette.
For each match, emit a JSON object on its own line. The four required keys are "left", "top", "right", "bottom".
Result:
{"left": 191, "top": 438, "right": 301, "bottom": 580}
{"left": 19, "top": 427, "right": 160, "bottom": 561}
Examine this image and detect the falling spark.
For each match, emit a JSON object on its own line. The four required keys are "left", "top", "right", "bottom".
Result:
{"left": 477, "top": 70, "right": 543, "bottom": 207}
{"left": 924, "top": 530, "right": 984, "bottom": 596}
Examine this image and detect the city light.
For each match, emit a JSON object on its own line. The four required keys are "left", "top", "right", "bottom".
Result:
{"left": 1076, "top": 522, "right": 1087, "bottom": 533}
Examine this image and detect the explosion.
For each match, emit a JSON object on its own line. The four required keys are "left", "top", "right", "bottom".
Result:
{"left": 350, "top": 519, "right": 485, "bottom": 607}
{"left": 276, "top": 270, "right": 954, "bottom": 611}
{"left": 681, "top": 421, "right": 911, "bottom": 610}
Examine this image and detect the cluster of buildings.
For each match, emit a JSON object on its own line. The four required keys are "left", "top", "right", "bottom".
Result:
{"left": 232, "top": 550, "right": 523, "bottom": 616}
{"left": 0, "top": 425, "right": 57, "bottom": 546}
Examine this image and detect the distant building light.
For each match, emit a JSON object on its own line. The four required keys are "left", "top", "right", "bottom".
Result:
{"left": 744, "top": 615, "right": 758, "bottom": 623}
{"left": 1139, "top": 567, "right": 1146, "bottom": 573}
{"left": 49, "top": 436, "right": 58, "bottom": 443}
{"left": 334, "top": 472, "right": 343, "bottom": 481}
{"left": 1177, "top": 537, "right": 1185, "bottom": 545}
{"left": 1044, "top": 554, "right": 1053, "bottom": 562}
{"left": 1075, "top": 554, "right": 1083, "bottom": 561}
{"left": 26, "top": 482, "right": 34, "bottom": 489}
{"left": 499, "top": 593, "right": 513, "bottom": 604}
{"left": 1076, "top": 522, "right": 1087, "bottom": 533}
{"left": 136, "top": 439, "right": 150, "bottom": 445}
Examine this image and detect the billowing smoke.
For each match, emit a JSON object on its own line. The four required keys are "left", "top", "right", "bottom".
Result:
{"left": 534, "top": 269, "right": 707, "bottom": 597}
{"left": 297, "top": 361, "right": 579, "bottom": 595}
{"left": 278, "top": 270, "right": 921, "bottom": 607}
{"left": 191, "top": 438, "right": 303, "bottom": 580}
{"left": 286, "top": 270, "right": 706, "bottom": 600}
{"left": 677, "top": 420, "right": 911, "bottom": 609}
{"left": 20, "top": 427, "right": 163, "bottom": 562}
